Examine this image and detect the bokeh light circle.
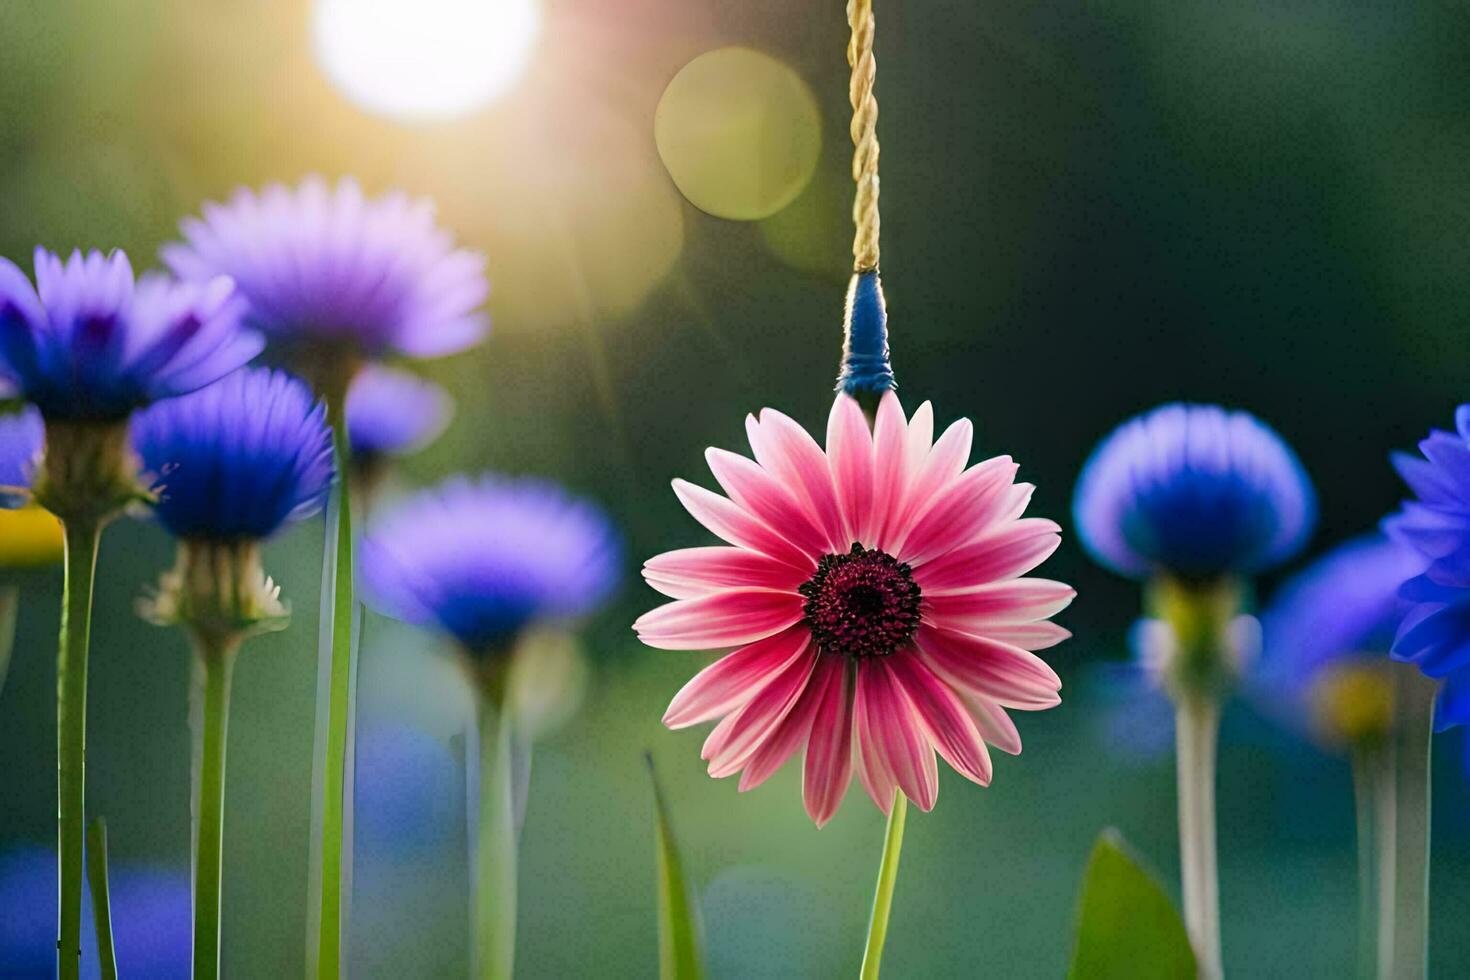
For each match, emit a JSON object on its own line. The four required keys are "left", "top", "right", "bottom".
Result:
{"left": 312, "top": 0, "right": 541, "bottom": 122}
{"left": 655, "top": 47, "right": 822, "bottom": 221}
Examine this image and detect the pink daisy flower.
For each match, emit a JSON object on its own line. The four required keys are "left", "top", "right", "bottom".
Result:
{"left": 635, "top": 391, "right": 1072, "bottom": 826}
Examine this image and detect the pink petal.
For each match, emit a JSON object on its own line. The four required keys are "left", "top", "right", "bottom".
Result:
{"left": 634, "top": 590, "right": 804, "bottom": 651}
{"left": 644, "top": 546, "right": 810, "bottom": 600}
{"left": 672, "top": 479, "right": 812, "bottom": 570}
{"left": 895, "top": 457, "right": 1020, "bottom": 565}
{"left": 803, "top": 658, "right": 855, "bottom": 827}
{"left": 887, "top": 649, "right": 993, "bottom": 786}
{"left": 905, "top": 401, "right": 934, "bottom": 477}
{"left": 738, "top": 653, "right": 844, "bottom": 791}
{"left": 913, "top": 520, "right": 1063, "bottom": 594}
{"left": 870, "top": 391, "right": 910, "bottom": 546}
{"left": 856, "top": 659, "right": 939, "bottom": 811}
{"left": 924, "top": 578, "right": 1076, "bottom": 628}
{"left": 705, "top": 448, "right": 829, "bottom": 559}
{"left": 853, "top": 679, "right": 897, "bottom": 813}
{"left": 915, "top": 624, "right": 1062, "bottom": 709}
{"left": 966, "top": 695, "right": 1022, "bottom": 755}
{"left": 984, "top": 622, "right": 1072, "bottom": 651}
{"left": 663, "top": 626, "right": 811, "bottom": 729}
{"left": 826, "top": 394, "right": 876, "bottom": 547}
{"left": 885, "top": 417, "right": 973, "bottom": 549}
{"left": 746, "top": 410, "right": 847, "bottom": 553}
{"left": 704, "top": 643, "right": 819, "bottom": 777}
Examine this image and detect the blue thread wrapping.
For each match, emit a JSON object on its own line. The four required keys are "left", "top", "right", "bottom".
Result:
{"left": 835, "top": 271, "right": 894, "bottom": 396}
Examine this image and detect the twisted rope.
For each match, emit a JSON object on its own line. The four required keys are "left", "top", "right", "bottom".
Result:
{"left": 848, "top": 0, "right": 880, "bottom": 273}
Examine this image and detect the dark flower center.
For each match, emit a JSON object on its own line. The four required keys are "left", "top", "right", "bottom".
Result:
{"left": 800, "top": 543, "right": 922, "bottom": 658}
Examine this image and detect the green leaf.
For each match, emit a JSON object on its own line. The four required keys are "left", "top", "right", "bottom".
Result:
{"left": 646, "top": 754, "right": 704, "bottom": 980}
{"left": 1068, "top": 829, "right": 1196, "bottom": 980}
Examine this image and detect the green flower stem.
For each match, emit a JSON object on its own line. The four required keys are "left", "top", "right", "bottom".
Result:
{"left": 475, "top": 685, "right": 520, "bottom": 980}
{"left": 0, "top": 583, "right": 19, "bottom": 699}
{"left": 1391, "top": 669, "right": 1436, "bottom": 980}
{"left": 314, "top": 391, "right": 356, "bottom": 979}
{"left": 1350, "top": 743, "right": 1396, "bottom": 980}
{"left": 859, "top": 792, "right": 908, "bottom": 980}
{"left": 1175, "top": 693, "right": 1222, "bottom": 980}
{"left": 56, "top": 518, "right": 100, "bottom": 980}
{"left": 85, "top": 816, "right": 117, "bottom": 980}
{"left": 191, "top": 633, "right": 239, "bottom": 980}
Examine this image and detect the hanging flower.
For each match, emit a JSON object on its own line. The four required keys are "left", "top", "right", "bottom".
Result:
{"left": 634, "top": 391, "right": 1071, "bottom": 826}
{"left": 132, "top": 367, "right": 334, "bottom": 632}
{"left": 161, "top": 177, "right": 489, "bottom": 391}
{"left": 1260, "top": 534, "right": 1424, "bottom": 746}
{"left": 360, "top": 474, "right": 621, "bottom": 658}
{"left": 0, "top": 248, "right": 259, "bottom": 423}
{"left": 1074, "top": 403, "right": 1316, "bottom": 582}
{"left": 346, "top": 364, "right": 453, "bottom": 460}
{"left": 1384, "top": 406, "right": 1470, "bottom": 729}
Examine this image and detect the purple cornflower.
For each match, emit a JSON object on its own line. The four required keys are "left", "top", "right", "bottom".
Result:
{"left": 132, "top": 368, "right": 334, "bottom": 542}
{"left": 347, "top": 364, "right": 453, "bottom": 460}
{"left": 0, "top": 249, "right": 260, "bottom": 422}
{"left": 1384, "top": 406, "right": 1470, "bottom": 729}
{"left": 162, "top": 177, "right": 489, "bottom": 373}
{"left": 360, "top": 475, "right": 621, "bottom": 656}
{"left": 1074, "top": 403, "right": 1316, "bottom": 582}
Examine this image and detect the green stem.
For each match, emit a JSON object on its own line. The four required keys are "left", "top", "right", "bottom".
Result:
{"left": 1175, "top": 694, "right": 1222, "bottom": 980}
{"left": 314, "top": 393, "right": 356, "bottom": 979}
{"left": 192, "top": 636, "right": 239, "bottom": 980}
{"left": 859, "top": 792, "right": 908, "bottom": 980}
{"left": 1390, "top": 669, "right": 1436, "bottom": 980}
{"left": 1351, "top": 744, "right": 1396, "bottom": 980}
{"left": 85, "top": 816, "right": 117, "bottom": 980}
{"left": 56, "top": 518, "right": 100, "bottom": 980}
{"left": 475, "top": 689, "right": 520, "bottom": 980}
{"left": 0, "top": 584, "right": 19, "bottom": 700}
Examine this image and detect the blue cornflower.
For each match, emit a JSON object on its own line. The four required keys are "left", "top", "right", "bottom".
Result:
{"left": 0, "top": 248, "right": 262, "bottom": 422}
{"left": 131, "top": 368, "right": 334, "bottom": 542}
{"left": 1260, "top": 534, "right": 1424, "bottom": 744}
{"left": 0, "top": 407, "right": 42, "bottom": 506}
{"left": 347, "top": 364, "right": 453, "bottom": 459}
{"left": 1074, "top": 403, "right": 1316, "bottom": 581}
{"left": 360, "top": 475, "right": 621, "bottom": 656}
{"left": 162, "top": 177, "right": 489, "bottom": 368}
{"left": 1384, "top": 406, "right": 1470, "bottom": 729}
{"left": 0, "top": 846, "right": 189, "bottom": 978}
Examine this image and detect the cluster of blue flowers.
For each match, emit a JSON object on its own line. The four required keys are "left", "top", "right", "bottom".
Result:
{"left": 1074, "top": 398, "right": 1470, "bottom": 733}
{"left": 0, "top": 176, "right": 622, "bottom": 977}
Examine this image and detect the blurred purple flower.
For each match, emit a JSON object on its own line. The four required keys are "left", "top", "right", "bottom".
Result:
{"left": 347, "top": 364, "right": 453, "bottom": 459}
{"left": 131, "top": 368, "right": 334, "bottom": 541}
{"left": 1074, "top": 403, "right": 1315, "bottom": 581}
{"left": 353, "top": 723, "right": 459, "bottom": 855}
{"left": 0, "top": 845, "right": 188, "bottom": 978}
{"left": 1261, "top": 533, "right": 1423, "bottom": 690}
{"left": 0, "top": 249, "right": 261, "bottom": 421}
{"left": 163, "top": 177, "right": 489, "bottom": 362}
{"left": 360, "top": 475, "right": 621, "bottom": 655}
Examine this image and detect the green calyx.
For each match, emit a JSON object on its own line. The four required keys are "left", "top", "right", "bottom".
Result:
{"left": 33, "top": 419, "right": 151, "bottom": 527}
{"left": 1146, "top": 575, "right": 1248, "bottom": 702}
{"left": 140, "top": 538, "right": 289, "bottom": 647}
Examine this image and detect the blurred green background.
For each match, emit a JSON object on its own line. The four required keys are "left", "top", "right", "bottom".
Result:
{"left": 3, "top": 0, "right": 1470, "bottom": 976}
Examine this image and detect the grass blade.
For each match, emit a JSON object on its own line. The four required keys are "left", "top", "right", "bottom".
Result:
{"left": 646, "top": 754, "right": 703, "bottom": 980}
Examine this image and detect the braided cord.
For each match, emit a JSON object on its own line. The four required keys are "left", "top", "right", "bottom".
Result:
{"left": 848, "top": 0, "right": 880, "bottom": 273}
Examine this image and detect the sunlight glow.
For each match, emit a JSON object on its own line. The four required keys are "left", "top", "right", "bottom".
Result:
{"left": 312, "top": 0, "right": 541, "bottom": 122}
